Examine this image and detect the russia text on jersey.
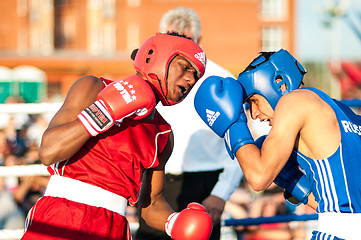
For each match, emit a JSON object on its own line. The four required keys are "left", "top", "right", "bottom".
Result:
{"left": 341, "top": 120, "right": 361, "bottom": 135}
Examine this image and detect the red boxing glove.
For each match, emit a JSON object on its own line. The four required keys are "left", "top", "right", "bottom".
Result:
{"left": 78, "top": 75, "right": 156, "bottom": 136}
{"left": 165, "top": 202, "right": 212, "bottom": 240}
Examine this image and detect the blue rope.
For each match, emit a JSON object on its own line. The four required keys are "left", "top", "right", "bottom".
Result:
{"left": 339, "top": 99, "right": 361, "bottom": 108}
{"left": 222, "top": 213, "right": 318, "bottom": 227}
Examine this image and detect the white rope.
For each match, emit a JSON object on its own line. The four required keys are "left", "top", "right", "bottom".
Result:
{"left": 0, "top": 103, "right": 61, "bottom": 114}
{"left": 0, "top": 164, "right": 49, "bottom": 177}
{"left": 0, "top": 225, "right": 140, "bottom": 239}
{"left": 0, "top": 225, "right": 139, "bottom": 239}
{"left": 0, "top": 229, "right": 23, "bottom": 240}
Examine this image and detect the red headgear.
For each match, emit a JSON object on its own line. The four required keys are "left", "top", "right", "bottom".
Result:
{"left": 133, "top": 33, "right": 206, "bottom": 106}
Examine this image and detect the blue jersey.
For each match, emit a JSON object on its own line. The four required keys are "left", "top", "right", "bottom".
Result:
{"left": 295, "top": 87, "right": 361, "bottom": 214}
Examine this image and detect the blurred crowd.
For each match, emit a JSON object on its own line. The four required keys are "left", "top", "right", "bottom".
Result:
{"left": 221, "top": 178, "right": 317, "bottom": 240}
{"left": 0, "top": 96, "right": 317, "bottom": 240}
{"left": 0, "top": 96, "right": 50, "bottom": 230}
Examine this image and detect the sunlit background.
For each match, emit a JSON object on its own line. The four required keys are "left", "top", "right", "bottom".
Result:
{"left": 0, "top": 1, "right": 360, "bottom": 239}
{"left": 0, "top": 0, "right": 360, "bottom": 103}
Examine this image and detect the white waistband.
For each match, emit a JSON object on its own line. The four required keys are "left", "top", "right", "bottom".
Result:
{"left": 318, "top": 212, "right": 361, "bottom": 240}
{"left": 44, "top": 175, "right": 127, "bottom": 216}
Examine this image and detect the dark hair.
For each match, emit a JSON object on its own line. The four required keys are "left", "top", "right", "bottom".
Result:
{"left": 243, "top": 51, "right": 276, "bottom": 72}
{"left": 165, "top": 31, "right": 193, "bottom": 41}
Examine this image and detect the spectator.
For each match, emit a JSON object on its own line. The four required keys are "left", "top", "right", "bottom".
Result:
{"left": 3, "top": 154, "right": 22, "bottom": 194}
{"left": 26, "top": 114, "right": 48, "bottom": 148}
{"left": 13, "top": 164, "right": 49, "bottom": 219}
{"left": 0, "top": 96, "right": 30, "bottom": 130}
{"left": 0, "top": 176, "right": 25, "bottom": 230}
{"left": 224, "top": 181, "right": 304, "bottom": 240}
{"left": 0, "top": 129, "right": 11, "bottom": 165}
{"left": 244, "top": 185, "right": 294, "bottom": 240}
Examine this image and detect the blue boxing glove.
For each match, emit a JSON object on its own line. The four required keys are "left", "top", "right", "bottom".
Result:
{"left": 255, "top": 135, "right": 311, "bottom": 205}
{"left": 194, "top": 76, "right": 254, "bottom": 159}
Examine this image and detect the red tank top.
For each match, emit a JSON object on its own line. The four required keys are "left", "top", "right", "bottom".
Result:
{"left": 47, "top": 78, "right": 171, "bottom": 205}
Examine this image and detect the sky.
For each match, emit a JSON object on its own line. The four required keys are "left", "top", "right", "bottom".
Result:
{"left": 296, "top": 0, "right": 361, "bottom": 61}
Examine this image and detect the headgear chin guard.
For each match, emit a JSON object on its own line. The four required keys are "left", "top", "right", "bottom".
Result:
{"left": 237, "top": 49, "right": 307, "bottom": 110}
{"left": 132, "top": 33, "right": 206, "bottom": 106}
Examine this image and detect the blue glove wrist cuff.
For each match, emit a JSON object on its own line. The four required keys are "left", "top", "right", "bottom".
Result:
{"left": 284, "top": 190, "right": 302, "bottom": 206}
{"left": 284, "top": 174, "right": 311, "bottom": 205}
{"left": 224, "top": 119, "right": 254, "bottom": 159}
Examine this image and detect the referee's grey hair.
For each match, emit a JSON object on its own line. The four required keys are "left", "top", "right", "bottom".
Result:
{"left": 159, "top": 7, "right": 201, "bottom": 44}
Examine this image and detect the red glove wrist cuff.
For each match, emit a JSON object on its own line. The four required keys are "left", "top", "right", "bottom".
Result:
{"left": 164, "top": 212, "right": 179, "bottom": 237}
{"left": 77, "top": 100, "right": 114, "bottom": 136}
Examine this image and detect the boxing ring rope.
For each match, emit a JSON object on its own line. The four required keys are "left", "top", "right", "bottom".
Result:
{"left": 0, "top": 230, "right": 24, "bottom": 240}
{"left": 0, "top": 103, "right": 62, "bottom": 114}
{"left": 0, "top": 164, "right": 48, "bottom": 177}
{"left": 222, "top": 213, "right": 318, "bottom": 227}
{"left": 339, "top": 99, "right": 361, "bottom": 108}
{"left": 0, "top": 100, "right": 359, "bottom": 239}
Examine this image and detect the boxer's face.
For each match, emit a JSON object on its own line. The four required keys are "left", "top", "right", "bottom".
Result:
{"left": 166, "top": 55, "right": 198, "bottom": 103}
{"left": 247, "top": 94, "right": 274, "bottom": 126}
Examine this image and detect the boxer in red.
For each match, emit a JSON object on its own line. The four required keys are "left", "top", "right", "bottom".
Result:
{"left": 22, "top": 32, "right": 212, "bottom": 240}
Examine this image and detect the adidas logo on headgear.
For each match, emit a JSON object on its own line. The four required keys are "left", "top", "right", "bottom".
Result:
{"left": 206, "top": 109, "right": 220, "bottom": 126}
{"left": 194, "top": 52, "right": 206, "bottom": 66}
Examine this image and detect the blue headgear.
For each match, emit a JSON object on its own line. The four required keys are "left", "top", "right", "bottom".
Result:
{"left": 237, "top": 49, "right": 307, "bottom": 110}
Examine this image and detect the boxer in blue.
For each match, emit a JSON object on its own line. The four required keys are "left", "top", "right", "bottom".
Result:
{"left": 194, "top": 49, "right": 361, "bottom": 240}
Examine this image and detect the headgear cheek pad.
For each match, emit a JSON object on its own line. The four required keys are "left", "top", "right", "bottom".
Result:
{"left": 133, "top": 33, "right": 207, "bottom": 106}
{"left": 237, "top": 49, "right": 306, "bottom": 110}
